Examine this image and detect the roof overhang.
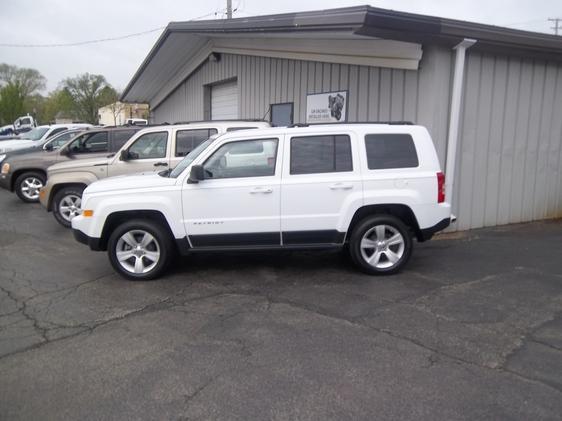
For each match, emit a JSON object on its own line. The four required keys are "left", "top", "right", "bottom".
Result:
{"left": 122, "top": 5, "right": 562, "bottom": 105}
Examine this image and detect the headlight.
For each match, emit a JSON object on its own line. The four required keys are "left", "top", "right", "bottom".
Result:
{"left": 1, "top": 162, "right": 9, "bottom": 174}
{"left": 0, "top": 154, "right": 5, "bottom": 163}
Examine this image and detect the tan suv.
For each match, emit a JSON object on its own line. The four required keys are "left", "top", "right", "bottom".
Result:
{"left": 40, "top": 121, "right": 271, "bottom": 227}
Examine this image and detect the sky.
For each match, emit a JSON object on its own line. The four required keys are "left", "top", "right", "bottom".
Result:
{"left": 0, "top": 0, "right": 560, "bottom": 93}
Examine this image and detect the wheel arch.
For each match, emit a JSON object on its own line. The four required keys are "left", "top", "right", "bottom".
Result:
{"left": 11, "top": 168, "right": 47, "bottom": 191}
{"left": 49, "top": 182, "right": 88, "bottom": 211}
{"left": 99, "top": 210, "right": 175, "bottom": 251}
{"left": 346, "top": 204, "right": 423, "bottom": 242}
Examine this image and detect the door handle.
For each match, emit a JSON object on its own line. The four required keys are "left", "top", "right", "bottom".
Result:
{"left": 250, "top": 187, "right": 273, "bottom": 194}
{"left": 154, "top": 162, "right": 168, "bottom": 167}
{"left": 329, "top": 183, "right": 353, "bottom": 190}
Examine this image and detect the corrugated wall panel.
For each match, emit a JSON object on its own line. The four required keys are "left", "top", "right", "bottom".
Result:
{"left": 151, "top": 49, "right": 562, "bottom": 230}
{"left": 454, "top": 52, "right": 562, "bottom": 229}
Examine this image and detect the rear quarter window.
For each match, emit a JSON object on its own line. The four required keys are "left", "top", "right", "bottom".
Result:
{"left": 111, "top": 130, "right": 138, "bottom": 151}
{"left": 365, "top": 134, "right": 419, "bottom": 169}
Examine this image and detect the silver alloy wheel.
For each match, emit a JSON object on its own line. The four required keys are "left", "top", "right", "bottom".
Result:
{"left": 20, "top": 177, "right": 43, "bottom": 200}
{"left": 115, "top": 230, "right": 161, "bottom": 274}
{"left": 360, "top": 224, "right": 405, "bottom": 269}
{"left": 58, "top": 194, "right": 82, "bottom": 222}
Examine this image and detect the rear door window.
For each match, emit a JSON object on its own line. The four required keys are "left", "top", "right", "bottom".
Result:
{"left": 364, "top": 134, "right": 418, "bottom": 169}
{"left": 175, "top": 129, "right": 218, "bottom": 157}
{"left": 290, "top": 135, "right": 352, "bottom": 175}
{"left": 69, "top": 132, "right": 109, "bottom": 154}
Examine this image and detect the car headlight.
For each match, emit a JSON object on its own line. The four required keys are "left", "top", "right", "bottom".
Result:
{"left": 0, "top": 154, "right": 5, "bottom": 163}
{"left": 1, "top": 162, "right": 9, "bottom": 174}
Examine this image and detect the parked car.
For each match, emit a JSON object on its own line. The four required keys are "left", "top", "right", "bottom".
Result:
{"left": 0, "top": 125, "right": 15, "bottom": 136}
{"left": 70, "top": 123, "right": 452, "bottom": 280}
{"left": 40, "top": 120, "right": 271, "bottom": 227}
{"left": 125, "top": 118, "right": 148, "bottom": 126}
{"left": 13, "top": 115, "right": 36, "bottom": 133}
{"left": 0, "top": 124, "right": 92, "bottom": 154}
{"left": 1, "top": 127, "right": 142, "bottom": 203}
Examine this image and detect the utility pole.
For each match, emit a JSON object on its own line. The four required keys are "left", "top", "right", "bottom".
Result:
{"left": 227, "top": 0, "right": 232, "bottom": 19}
{"left": 548, "top": 18, "right": 562, "bottom": 35}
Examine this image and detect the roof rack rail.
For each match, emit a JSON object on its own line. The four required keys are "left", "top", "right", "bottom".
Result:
{"left": 171, "top": 119, "right": 268, "bottom": 125}
{"left": 288, "top": 121, "right": 415, "bottom": 128}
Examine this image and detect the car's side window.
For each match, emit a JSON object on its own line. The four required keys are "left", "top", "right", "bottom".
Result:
{"left": 364, "top": 134, "right": 419, "bottom": 169}
{"left": 176, "top": 129, "right": 217, "bottom": 157}
{"left": 290, "top": 135, "right": 352, "bottom": 175}
{"left": 69, "top": 132, "right": 108, "bottom": 154}
{"left": 111, "top": 130, "right": 138, "bottom": 152}
{"left": 128, "top": 132, "right": 168, "bottom": 160}
{"left": 80, "top": 132, "right": 108, "bottom": 153}
{"left": 203, "top": 138, "right": 278, "bottom": 179}
{"left": 48, "top": 131, "right": 75, "bottom": 149}
{"left": 47, "top": 127, "right": 67, "bottom": 138}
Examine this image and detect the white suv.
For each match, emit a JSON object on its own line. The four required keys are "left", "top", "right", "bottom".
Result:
{"left": 71, "top": 124, "right": 452, "bottom": 280}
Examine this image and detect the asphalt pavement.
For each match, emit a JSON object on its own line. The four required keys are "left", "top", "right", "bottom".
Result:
{"left": 0, "top": 188, "right": 561, "bottom": 420}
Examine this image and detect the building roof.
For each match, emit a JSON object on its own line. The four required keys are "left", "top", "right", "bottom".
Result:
{"left": 122, "top": 5, "right": 562, "bottom": 104}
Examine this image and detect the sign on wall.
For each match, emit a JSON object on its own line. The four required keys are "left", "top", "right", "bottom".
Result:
{"left": 306, "top": 91, "right": 348, "bottom": 123}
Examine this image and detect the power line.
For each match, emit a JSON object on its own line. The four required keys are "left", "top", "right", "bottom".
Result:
{"left": 0, "top": 10, "right": 224, "bottom": 48}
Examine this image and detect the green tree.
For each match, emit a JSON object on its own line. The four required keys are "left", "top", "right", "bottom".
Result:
{"left": 0, "top": 63, "right": 46, "bottom": 125}
{"left": 0, "top": 82, "right": 26, "bottom": 124}
{"left": 61, "top": 73, "right": 117, "bottom": 124}
{"left": 41, "top": 88, "right": 76, "bottom": 123}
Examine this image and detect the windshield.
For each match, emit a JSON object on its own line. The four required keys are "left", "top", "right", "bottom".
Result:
{"left": 168, "top": 136, "right": 216, "bottom": 178}
{"left": 20, "top": 127, "right": 49, "bottom": 141}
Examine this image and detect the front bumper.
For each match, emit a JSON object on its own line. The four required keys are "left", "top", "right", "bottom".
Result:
{"left": 72, "top": 228, "right": 103, "bottom": 251}
{"left": 0, "top": 173, "right": 12, "bottom": 191}
{"left": 38, "top": 181, "right": 53, "bottom": 210}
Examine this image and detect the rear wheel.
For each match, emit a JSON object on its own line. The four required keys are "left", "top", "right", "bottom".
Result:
{"left": 15, "top": 172, "right": 45, "bottom": 203}
{"left": 349, "top": 215, "right": 413, "bottom": 275}
{"left": 107, "top": 219, "right": 174, "bottom": 281}
{"left": 52, "top": 185, "right": 85, "bottom": 228}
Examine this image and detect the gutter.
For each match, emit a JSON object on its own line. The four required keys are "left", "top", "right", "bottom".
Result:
{"left": 445, "top": 38, "right": 477, "bottom": 209}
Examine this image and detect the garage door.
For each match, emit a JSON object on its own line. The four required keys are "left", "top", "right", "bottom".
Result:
{"left": 211, "top": 81, "right": 238, "bottom": 120}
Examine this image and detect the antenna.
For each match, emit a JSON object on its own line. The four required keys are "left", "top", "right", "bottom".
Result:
{"left": 548, "top": 18, "right": 562, "bottom": 35}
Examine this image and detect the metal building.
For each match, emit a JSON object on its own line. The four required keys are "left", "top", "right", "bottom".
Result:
{"left": 122, "top": 6, "right": 562, "bottom": 231}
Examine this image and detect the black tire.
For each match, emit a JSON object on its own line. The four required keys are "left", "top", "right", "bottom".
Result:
{"left": 349, "top": 215, "right": 413, "bottom": 275}
{"left": 107, "top": 219, "right": 174, "bottom": 281}
{"left": 14, "top": 171, "right": 46, "bottom": 203}
{"left": 52, "top": 185, "right": 85, "bottom": 228}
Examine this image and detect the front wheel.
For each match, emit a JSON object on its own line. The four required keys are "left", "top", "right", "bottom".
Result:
{"left": 52, "top": 185, "right": 85, "bottom": 228}
{"left": 107, "top": 220, "right": 174, "bottom": 281}
{"left": 15, "top": 171, "right": 46, "bottom": 203}
{"left": 349, "top": 215, "right": 413, "bottom": 275}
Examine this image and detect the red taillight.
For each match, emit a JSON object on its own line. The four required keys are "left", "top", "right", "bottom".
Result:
{"left": 437, "top": 172, "right": 445, "bottom": 203}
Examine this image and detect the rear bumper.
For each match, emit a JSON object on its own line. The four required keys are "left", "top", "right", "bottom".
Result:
{"left": 0, "top": 174, "right": 11, "bottom": 191}
{"left": 72, "top": 228, "right": 103, "bottom": 251}
{"left": 418, "top": 217, "right": 451, "bottom": 242}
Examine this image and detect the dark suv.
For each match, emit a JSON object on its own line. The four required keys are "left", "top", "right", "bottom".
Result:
{"left": 0, "top": 127, "right": 141, "bottom": 203}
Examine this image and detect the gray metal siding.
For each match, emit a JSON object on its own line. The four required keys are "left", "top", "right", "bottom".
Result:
{"left": 151, "top": 47, "right": 562, "bottom": 230}
{"left": 454, "top": 52, "right": 562, "bottom": 230}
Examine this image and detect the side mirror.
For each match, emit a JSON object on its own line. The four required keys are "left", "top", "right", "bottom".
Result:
{"left": 188, "top": 165, "right": 205, "bottom": 184}
{"left": 120, "top": 149, "right": 130, "bottom": 161}
{"left": 59, "top": 147, "right": 70, "bottom": 156}
{"left": 44, "top": 143, "right": 54, "bottom": 151}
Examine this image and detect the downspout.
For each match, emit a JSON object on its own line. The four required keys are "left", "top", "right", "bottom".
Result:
{"left": 445, "top": 38, "right": 476, "bottom": 210}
